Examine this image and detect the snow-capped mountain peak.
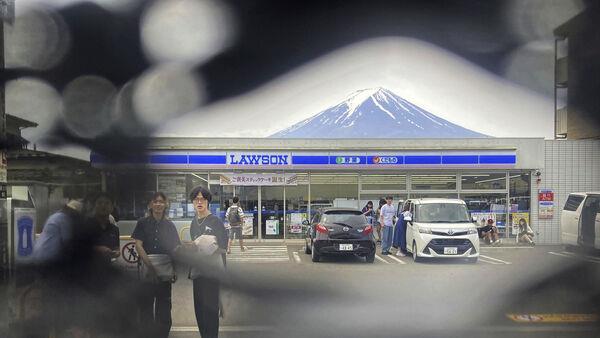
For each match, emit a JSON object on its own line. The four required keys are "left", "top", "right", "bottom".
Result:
{"left": 270, "top": 88, "right": 487, "bottom": 138}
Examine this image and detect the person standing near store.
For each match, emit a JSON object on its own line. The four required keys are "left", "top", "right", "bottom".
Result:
{"left": 132, "top": 192, "right": 182, "bottom": 338}
{"left": 189, "top": 186, "right": 228, "bottom": 338}
{"left": 362, "top": 201, "right": 375, "bottom": 225}
{"left": 374, "top": 199, "right": 386, "bottom": 243}
{"left": 226, "top": 196, "right": 245, "bottom": 254}
{"left": 393, "top": 203, "right": 410, "bottom": 257}
{"left": 379, "top": 196, "right": 396, "bottom": 255}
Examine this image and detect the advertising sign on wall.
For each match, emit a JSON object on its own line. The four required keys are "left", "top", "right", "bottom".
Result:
{"left": 243, "top": 215, "right": 254, "bottom": 236}
{"left": 266, "top": 219, "right": 279, "bottom": 235}
{"left": 538, "top": 189, "right": 554, "bottom": 219}
{"left": 13, "top": 208, "right": 36, "bottom": 263}
{"left": 511, "top": 212, "right": 530, "bottom": 235}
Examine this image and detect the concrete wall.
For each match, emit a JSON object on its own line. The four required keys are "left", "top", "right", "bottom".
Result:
{"left": 535, "top": 140, "right": 600, "bottom": 244}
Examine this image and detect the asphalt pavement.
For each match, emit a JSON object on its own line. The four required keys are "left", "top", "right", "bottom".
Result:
{"left": 168, "top": 243, "right": 600, "bottom": 337}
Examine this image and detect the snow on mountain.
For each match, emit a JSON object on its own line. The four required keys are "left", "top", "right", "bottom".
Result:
{"left": 269, "top": 88, "right": 488, "bottom": 138}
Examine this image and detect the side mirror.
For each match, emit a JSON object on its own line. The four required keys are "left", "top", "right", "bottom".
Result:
{"left": 302, "top": 220, "right": 309, "bottom": 225}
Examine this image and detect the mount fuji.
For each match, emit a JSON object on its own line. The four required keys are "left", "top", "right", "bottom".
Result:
{"left": 269, "top": 88, "right": 488, "bottom": 138}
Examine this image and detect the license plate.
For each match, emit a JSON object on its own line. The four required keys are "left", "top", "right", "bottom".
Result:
{"left": 444, "top": 247, "right": 458, "bottom": 255}
{"left": 339, "top": 244, "right": 353, "bottom": 251}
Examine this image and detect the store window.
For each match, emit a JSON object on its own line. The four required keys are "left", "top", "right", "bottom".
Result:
{"left": 461, "top": 173, "right": 506, "bottom": 190}
{"left": 462, "top": 193, "right": 508, "bottom": 237}
{"left": 360, "top": 194, "right": 407, "bottom": 218}
{"left": 209, "top": 173, "right": 234, "bottom": 221}
{"left": 509, "top": 172, "right": 531, "bottom": 239}
{"left": 157, "top": 173, "right": 209, "bottom": 220}
{"left": 411, "top": 174, "right": 457, "bottom": 190}
{"left": 310, "top": 173, "right": 358, "bottom": 218}
{"left": 360, "top": 174, "right": 406, "bottom": 191}
{"left": 114, "top": 172, "right": 157, "bottom": 220}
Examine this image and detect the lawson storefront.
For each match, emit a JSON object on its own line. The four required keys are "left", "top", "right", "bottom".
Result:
{"left": 93, "top": 138, "right": 544, "bottom": 241}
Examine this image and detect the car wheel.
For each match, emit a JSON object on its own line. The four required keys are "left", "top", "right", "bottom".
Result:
{"left": 467, "top": 257, "right": 478, "bottom": 264}
{"left": 305, "top": 240, "right": 312, "bottom": 254}
{"left": 311, "top": 243, "right": 320, "bottom": 262}
{"left": 366, "top": 251, "right": 375, "bottom": 263}
{"left": 412, "top": 242, "right": 420, "bottom": 262}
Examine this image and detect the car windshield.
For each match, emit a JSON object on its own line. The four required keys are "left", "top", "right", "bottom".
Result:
{"left": 415, "top": 203, "right": 471, "bottom": 223}
{"left": 322, "top": 211, "right": 367, "bottom": 226}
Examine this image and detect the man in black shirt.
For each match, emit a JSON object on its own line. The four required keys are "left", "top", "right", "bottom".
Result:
{"left": 189, "top": 186, "right": 228, "bottom": 338}
{"left": 132, "top": 192, "right": 181, "bottom": 338}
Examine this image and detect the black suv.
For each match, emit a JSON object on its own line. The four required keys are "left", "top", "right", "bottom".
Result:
{"left": 304, "top": 208, "right": 376, "bottom": 263}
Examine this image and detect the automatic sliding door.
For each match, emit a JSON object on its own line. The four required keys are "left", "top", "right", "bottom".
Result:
{"left": 261, "top": 186, "right": 284, "bottom": 239}
{"left": 236, "top": 186, "right": 259, "bottom": 239}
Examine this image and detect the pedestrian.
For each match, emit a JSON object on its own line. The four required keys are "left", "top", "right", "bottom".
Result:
{"left": 374, "top": 199, "right": 386, "bottom": 243}
{"left": 31, "top": 190, "right": 95, "bottom": 337}
{"left": 362, "top": 201, "right": 375, "bottom": 226}
{"left": 393, "top": 203, "right": 410, "bottom": 257}
{"left": 132, "top": 192, "right": 182, "bottom": 338}
{"left": 86, "top": 192, "right": 120, "bottom": 263}
{"left": 379, "top": 196, "right": 396, "bottom": 255}
{"left": 188, "top": 186, "right": 228, "bottom": 338}
{"left": 226, "top": 196, "right": 245, "bottom": 254}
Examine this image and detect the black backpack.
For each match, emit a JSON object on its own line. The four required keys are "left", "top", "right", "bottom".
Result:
{"left": 227, "top": 206, "right": 242, "bottom": 226}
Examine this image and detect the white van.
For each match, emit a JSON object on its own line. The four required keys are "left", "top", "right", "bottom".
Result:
{"left": 404, "top": 199, "right": 480, "bottom": 263}
{"left": 561, "top": 192, "right": 600, "bottom": 250}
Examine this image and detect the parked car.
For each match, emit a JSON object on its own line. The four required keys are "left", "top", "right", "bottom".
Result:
{"left": 304, "top": 208, "right": 376, "bottom": 263}
{"left": 404, "top": 199, "right": 479, "bottom": 263}
{"left": 561, "top": 192, "right": 600, "bottom": 250}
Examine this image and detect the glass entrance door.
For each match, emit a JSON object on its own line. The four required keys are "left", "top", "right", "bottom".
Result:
{"left": 261, "top": 186, "right": 284, "bottom": 239}
{"left": 236, "top": 186, "right": 259, "bottom": 239}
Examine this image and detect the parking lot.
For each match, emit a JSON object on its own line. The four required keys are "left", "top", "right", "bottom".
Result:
{"left": 168, "top": 243, "right": 600, "bottom": 338}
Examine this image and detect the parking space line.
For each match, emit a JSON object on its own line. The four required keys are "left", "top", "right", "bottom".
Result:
{"left": 480, "top": 246, "right": 534, "bottom": 250}
{"left": 479, "top": 254, "right": 512, "bottom": 265}
{"left": 375, "top": 254, "right": 390, "bottom": 264}
{"left": 557, "top": 251, "right": 600, "bottom": 263}
{"left": 548, "top": 251, "right": 600, "bottom": 264}
{"left": 479, "top": 258, "right": 502, "bottom": 265}
{"left": 292, "top": 251, "right": 301, "bottom": 264}
{"left": 386, "top": 255, "right": 407, "bottom": 264}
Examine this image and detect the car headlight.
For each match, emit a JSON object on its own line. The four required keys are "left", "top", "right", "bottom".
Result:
{"left": 467, "top": 228, "right": 478, "bottom": 235}
{"left": 418, "top": 227, "right": 432, "bottom": 234}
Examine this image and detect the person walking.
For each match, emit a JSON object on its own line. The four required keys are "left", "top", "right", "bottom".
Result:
{"left": 132, "top": 192, "right": 182, "bottom": 338}
{"left": 189, "top": 186, "right": 228, "bottom": 338}
{"left": 379, "top": 196, "right": 396, "bottom": 255}
{"left": 226, "top": 196, "right": 245, "bottom": 254}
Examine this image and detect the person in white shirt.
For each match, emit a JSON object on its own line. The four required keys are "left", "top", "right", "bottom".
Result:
{"left": 379, "top": 196, "right": 396, "bottom": 255}
{"left": 225, "top": 196, "right": 245, "bottom": 254}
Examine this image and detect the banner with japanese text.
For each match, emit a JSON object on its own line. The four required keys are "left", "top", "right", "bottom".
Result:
{"left": 220, "top": 173, "right": 298, "bottom": 186}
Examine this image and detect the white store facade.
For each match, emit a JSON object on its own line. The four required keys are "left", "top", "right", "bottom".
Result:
{"left": 92, "top": 138, "right": 600, "bottom": 244}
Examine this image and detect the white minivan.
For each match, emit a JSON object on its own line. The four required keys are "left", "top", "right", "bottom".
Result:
{"left": 561, "top": 192, "right": 600, "bottom": 250}
{"left": 404, "top": 199, "right": 480, "bottom": 263}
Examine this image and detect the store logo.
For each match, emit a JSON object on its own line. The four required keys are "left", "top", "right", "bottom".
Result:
{"left": 373, "top": 156, "right": 398, "bottom": 164}
{"left": 335, "top": 156, "right": 361, "bottom": 164}
{"left": 229, "top": 154, "right": 289, "bottom": 165}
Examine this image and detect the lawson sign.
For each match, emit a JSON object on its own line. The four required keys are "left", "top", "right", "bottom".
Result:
{"left": 227, "top": 152, "right": 291, "bottom": 166}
